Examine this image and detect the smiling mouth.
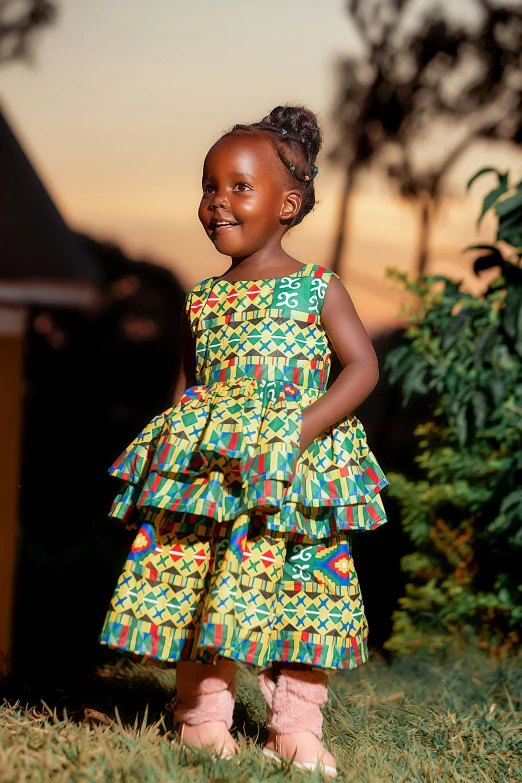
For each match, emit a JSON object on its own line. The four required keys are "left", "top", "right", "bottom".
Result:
{"left": 210, "top": 221, "right": 240, "bottom": 233}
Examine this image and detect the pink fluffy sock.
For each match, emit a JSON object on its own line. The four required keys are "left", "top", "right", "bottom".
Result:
{"left": 259, "top": 667, "right": 329, "bottom": 740}
{"left": 175, "top": 659, "right": 237, "bottom": 729}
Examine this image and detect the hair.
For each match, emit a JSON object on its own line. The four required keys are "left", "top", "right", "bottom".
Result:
{"left": 222, "top": 105, "right": 323, "bottom": 228}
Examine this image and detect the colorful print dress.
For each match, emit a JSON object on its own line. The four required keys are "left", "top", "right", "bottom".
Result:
{"left": 99, "top": 263, "right": 389, "bottom": 670}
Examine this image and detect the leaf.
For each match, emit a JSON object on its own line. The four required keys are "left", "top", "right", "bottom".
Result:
{"left": 465, "top": 244, "right": 500, "bottom": 252}
{"left": 385, "top": 344, "right": 415, "bottom": 384}
{"left": 513, "top": 297, "right": 522, "bottom": 358}
{"left": 466, "top": 167, "right": 505, "bottom": 191}
{"left": 494, "top": 184, "right": 522, "bottom": 217}
{"left": 443, "top": 278, "right": 464, "bottom": 298}
{"left": 503, "top": 285, "right": 522, "bottom": 340}
{"left": 464, "top": 246, "right": 505, "bottom": 277}
{"left": 497, "top": 208, "right": 522, "bottom": 247}
{"left": 503, "top": 262, "right": 522, "bottom": 286}
{"left": 471, "top": 391, "right": 488, "bottom": 431}
{"left": 474, "top": 255, "right": 505, "bottom": 277}
{"left": 477, "top": 182, "right": 509, "bottom": 227}
{"left": 402, "top": 360, "right": 428, "bottom": 404}
{"left": 442, "top": 308, "right": 471, "bottom": 350}
{"left": 500, "top": 490, "right": 522, "bottom": 514}
{"left": 488, "top": 376, "right": 507, "bottom": 406}
{"left": 455, "top": 404, "right": 468, "bottom": 446}
{"left": 473, "top": 326, "right": 498, "bottom": 370}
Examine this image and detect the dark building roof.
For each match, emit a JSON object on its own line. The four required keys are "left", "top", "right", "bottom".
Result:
{"left": 0, "top": 104, "right": 102, "bottom": 287}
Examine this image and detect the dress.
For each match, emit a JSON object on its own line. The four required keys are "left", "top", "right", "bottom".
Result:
{"left": 99, "top": 263, "right": 389, "bottom": 670}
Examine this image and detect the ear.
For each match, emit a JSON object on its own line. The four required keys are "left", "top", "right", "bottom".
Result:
{"left": 280, "top": 190, "right": 302, "bottom": 223}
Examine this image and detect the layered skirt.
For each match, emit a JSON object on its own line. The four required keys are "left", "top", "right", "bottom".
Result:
{"left": 99, "top": 379, "right": 388, "bottom": 670}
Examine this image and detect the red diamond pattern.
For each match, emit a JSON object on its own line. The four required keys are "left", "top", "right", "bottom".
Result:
{"left": 225, "top": 289, "right": 238, "bottom": 303}
{"left": 261, "top": 551, "right": 277, "bottom": 568}
{"left": 246, "top": 284, "right": 261, "bottom": 300}
{"left": 169, "top": 544, "right": 184, "bottom": 562}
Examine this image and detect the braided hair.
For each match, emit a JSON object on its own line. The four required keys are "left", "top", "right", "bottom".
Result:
{"left": 222, "top": 105, "right": 323, "bottom": 228}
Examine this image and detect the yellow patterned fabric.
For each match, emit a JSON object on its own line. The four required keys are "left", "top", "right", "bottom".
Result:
{"left": 99, "top": 263, "right": 389, "bottom": 669}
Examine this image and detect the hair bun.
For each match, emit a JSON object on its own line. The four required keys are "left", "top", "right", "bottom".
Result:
{"left": 267, "top": 105, "right": 322, "bottom": 160}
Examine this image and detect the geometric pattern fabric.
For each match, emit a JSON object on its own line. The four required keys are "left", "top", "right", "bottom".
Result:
{"left": 100, "top": 508, "right": 369, "bottom": 670}
{"left": 99, "top": 263, "right": 388, "bottom": 670}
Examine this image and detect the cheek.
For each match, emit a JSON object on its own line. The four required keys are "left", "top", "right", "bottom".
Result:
{"left": 236, "top": 193, "right": 279, "bottom": 224}
{"left": 198, "top": 198, "right": 209, "bottom": 223}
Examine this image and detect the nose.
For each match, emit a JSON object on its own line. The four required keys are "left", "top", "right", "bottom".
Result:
{"left": 209, "top": 188, "right": 229, "bottom": 210}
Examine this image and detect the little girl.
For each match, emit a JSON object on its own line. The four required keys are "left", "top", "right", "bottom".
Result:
{"left": 99, "top": 105, "right": 388, "bottom": 777}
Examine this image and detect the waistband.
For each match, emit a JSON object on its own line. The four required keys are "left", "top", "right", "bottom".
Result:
{"left": 199, "top": 359, "right": 329, "bottom": 391}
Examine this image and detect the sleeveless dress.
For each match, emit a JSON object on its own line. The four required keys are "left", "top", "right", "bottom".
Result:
{"left": 99, "top": 263, "right": 389, "bottom": 670}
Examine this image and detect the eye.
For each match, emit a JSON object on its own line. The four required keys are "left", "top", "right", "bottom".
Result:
{"left": 202, "top": 183, "right": 215, "bottom": 193}
{"left": 234, "top": 182, "right": 251, "bottom": 192}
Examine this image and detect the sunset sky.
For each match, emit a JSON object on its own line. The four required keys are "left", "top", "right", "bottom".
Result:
{"left": 3, "top": 0, "right": 522, "bottom": 331}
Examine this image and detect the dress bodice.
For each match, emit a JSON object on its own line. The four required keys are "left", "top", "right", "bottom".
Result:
{"left": 186, "top": 264, "right": 337, "bottom": 392}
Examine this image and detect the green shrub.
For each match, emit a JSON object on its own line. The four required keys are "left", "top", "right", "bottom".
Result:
{"left": 384, "top": 169, "right": 522, "bottom": 655}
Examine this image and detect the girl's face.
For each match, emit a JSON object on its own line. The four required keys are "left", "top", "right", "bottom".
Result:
{"left": 198, "top": 135, "right": 301, "bottom": 258}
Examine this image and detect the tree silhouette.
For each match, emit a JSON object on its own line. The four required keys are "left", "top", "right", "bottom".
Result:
{"left": 0, "top": 0, "right": 57, "bottom": 65}
{"left": 329, "top": 0, "right": 522, "bottom": 276}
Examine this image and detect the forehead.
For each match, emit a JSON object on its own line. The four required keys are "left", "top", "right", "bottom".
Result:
{"left": 203, "top": 134, "right": 282, "bottom": 181}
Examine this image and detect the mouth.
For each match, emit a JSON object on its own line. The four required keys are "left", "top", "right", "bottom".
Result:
{"left": 209, "top": 220, "right": 241, "bottom": 234}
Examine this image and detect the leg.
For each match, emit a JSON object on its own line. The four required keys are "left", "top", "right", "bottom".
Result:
{"left": 173, "top": 658, "right": 238, "bottom": 758}
{"left": 259, "top": 666, "right": 337, "bottom": 778}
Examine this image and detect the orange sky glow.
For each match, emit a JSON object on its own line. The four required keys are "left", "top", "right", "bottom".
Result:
{"left": 3, "top": 0, "right": 522, "bottom": 333}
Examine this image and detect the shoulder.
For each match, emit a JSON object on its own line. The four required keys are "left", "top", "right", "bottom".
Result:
{"left": 306, "top": 263, "right": 344, "bottom": 290}
{"left": 319, "top": 269, "right": 348, "bottom": 315}
{"left": 321, "top": 271, "right": 358, "bottom": 322}
{"left": 305, "top": 264, "right": 343, "bottom": 285}
{"left": 290, "top": 264, "right": 344, "bottom": 316}
{"left": 306, "top": 265, "right": 345, "bottom": 302}
{"left": 185, "top": 275, "right": 215, "bottom": 301}
{"left": 184, "top": 276, "right": 215, "bottom": 318}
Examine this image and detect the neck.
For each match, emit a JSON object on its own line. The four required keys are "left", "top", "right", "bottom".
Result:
{"left": 228, "top": 244, "right": 291, "bottom": 275}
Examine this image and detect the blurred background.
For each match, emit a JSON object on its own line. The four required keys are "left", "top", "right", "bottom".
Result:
{"left": 1, "top": 0, "right": 521, "bottom": 694}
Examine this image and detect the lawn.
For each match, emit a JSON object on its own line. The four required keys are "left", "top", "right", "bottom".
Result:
{"left": 1, "top": 644, "right": 520, "bottom": 782}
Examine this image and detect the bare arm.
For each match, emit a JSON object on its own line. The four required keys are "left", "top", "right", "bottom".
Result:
{"left": 172, "top": 306, "right": 197, "bottom": 404}
{"left": 299, "top": 276, "right": 379, "bottom": 454}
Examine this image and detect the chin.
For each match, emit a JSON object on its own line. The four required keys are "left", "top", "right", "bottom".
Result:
{"left": 211, "top": 236, "right": 247, "bottom": 256}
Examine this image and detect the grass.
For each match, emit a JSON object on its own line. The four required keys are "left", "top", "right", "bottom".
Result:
{"left": 1, "top": 645, "right": 521, "bottom": 782}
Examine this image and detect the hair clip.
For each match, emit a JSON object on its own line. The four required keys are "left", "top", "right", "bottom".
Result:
{"left": 304, "top": 175, "right": 310, "bottom": 181}
{"left": 290, "top": 164, "right": 296, "bottom": 171}
{"left": 281, "top": 129, "right": 287, "bottom": 135}
{"left": 301, "top": 137, "right": 305, "bottom": 143}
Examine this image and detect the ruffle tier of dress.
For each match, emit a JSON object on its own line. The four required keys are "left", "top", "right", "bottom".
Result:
{"left": 109, "top": 377, "right": 389, "bottom": 539}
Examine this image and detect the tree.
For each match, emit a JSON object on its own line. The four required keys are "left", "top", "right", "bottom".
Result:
{"left": 329, "top": 0, "right": 522, "bottom": 276}
{"left": 0, "top": 0, "right": 57, "bottom": 65}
